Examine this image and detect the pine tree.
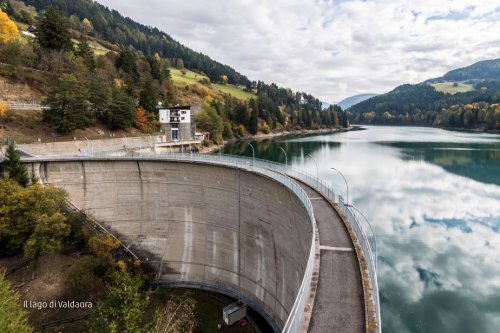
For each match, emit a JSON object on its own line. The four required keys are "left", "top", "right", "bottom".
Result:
{"left": 139, "top": 79, "right": 159, "bottom": 113}
{"left": 248, "top": 99, "right": 259, "bottom": 135}
{"left": 76, "top": 35, "right": 95, "bottom": 70}
{"left": 37, "top": 6, "right": 72, "bottom": 51}
{"left": 107, "top": 88, "right": 135, "bottom": 129}
{"left": 3, "top": 142, "right": 29, "bottom": 187}
{"left": 43, "top": 74, "right": 92, "bottom": 133}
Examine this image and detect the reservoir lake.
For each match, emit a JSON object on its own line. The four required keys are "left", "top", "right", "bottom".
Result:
{"left": 223, "top": 125, "right": 500, "bottom": 333}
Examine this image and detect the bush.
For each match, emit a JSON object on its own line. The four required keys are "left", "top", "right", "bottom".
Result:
{"left": 0, "top": 101, "right": 8, "bottom": 118}
{"left": 65, "top": 256, "right": 100, "bottom": 300}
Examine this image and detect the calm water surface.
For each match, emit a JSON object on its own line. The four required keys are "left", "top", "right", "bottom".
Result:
{"left": 223, "top": 126, "right": 500, "bottom": 333}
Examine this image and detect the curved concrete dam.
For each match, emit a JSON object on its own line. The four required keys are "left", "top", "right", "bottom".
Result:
{"left": 21, "top": 156, "right": 378, "bottom": 333}
{"left": 36, "top": 159, "right": 312, "bottom": 330}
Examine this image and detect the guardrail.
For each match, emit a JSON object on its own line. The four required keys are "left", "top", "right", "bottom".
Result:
{"left": 20, "top": 151, "right": 380, "bottom": 333}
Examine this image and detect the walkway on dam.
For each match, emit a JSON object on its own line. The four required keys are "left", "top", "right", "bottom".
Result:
{"left": 297, "top": 181, "right": 365, "bottom": 333}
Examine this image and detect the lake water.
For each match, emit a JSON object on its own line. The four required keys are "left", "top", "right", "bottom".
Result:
{"left": 222, "top": 126, "right": 500, "bottom": 333}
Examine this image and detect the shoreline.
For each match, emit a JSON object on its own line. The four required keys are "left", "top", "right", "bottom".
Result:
{"left": 198, "top": 127, "right": 352, "bottom": 154}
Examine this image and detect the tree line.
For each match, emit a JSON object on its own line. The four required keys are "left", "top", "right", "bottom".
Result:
{"left": 1, "top": 2, "right": 349, "bottom": 139}
{"left": 348, "top": 82, "right": 500, "bottom": 130}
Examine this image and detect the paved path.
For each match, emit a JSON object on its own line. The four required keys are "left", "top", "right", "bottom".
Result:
{"left": 298, "top": 182, "right": 365, "bottom": 333}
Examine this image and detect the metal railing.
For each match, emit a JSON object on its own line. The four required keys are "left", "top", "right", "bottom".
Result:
{"left": 20, "top": 151, "right": 380, "bottom": 333}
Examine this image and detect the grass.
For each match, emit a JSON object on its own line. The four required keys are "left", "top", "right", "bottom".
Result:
{"left": 149, "top": 288, "right": 256, "bottom": 333}
{"left": 431, "top": 81, "right": 475, "bottom": 94}
{"left": 214, "top": 83, "right": 256, "bottom": 100}
{"left": 169, "top": 68, "right": 256, "bottom": 100}
{"left": 71, "top": 38, "right": 113, "bottom": 56}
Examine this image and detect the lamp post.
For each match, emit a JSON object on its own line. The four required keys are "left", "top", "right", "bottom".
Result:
{"left": 279, "top": 146, "right": 287, "bottom": 166}
{"left": 84, "top": 137, "right": 90, "bottom": 156}
{"left": 331, "top": 167, "right": 349, "bottom": 205}
{"left": 215, "top": 139, "right": 223, "bottom": 156}
{"left": 349, "top": 205, "right": 377, "bottom": 272}
{"left": 306, "top": 153, "right": 318, "bottom": 178}
{"left": 123, "top": 134, "right": 128, "bottom": 151}
{"left": 246, "top": 142, "right": 255, "bottom": 165}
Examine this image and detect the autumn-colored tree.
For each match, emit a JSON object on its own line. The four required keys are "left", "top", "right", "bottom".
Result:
{"left": 220, "top": 75, "right": 228, "bottom": 84}
{"left": 0, "top": 10, "right": 18, "bottom": 44}
{"left": 0, "top": 101, "right": 8, "bottom": 117}
{"left": 134, "top": 106, "right": 148, "bottom": 130}
{"left": 82, "top": 17, "right": 94, "bottom": 34}
{"left": 0, "top": 179, "right": 70, "bottom": 257}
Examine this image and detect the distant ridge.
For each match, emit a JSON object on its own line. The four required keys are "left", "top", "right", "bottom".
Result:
{"left": 338, "top": 93, "right": 378, "bottom": 110}
{"left": 425, "top": 58, "right": 500, "bottom": 83}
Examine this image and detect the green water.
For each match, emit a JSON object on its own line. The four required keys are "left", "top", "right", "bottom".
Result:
{"left": 223, "top": 126, "right": 500, "bottom": 333}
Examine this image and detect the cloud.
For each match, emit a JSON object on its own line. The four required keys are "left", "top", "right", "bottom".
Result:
{"left": 95, "top": 0, "right": 500, "bottom": 102}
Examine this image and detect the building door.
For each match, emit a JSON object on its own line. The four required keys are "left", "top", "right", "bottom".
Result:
{"left": 171, "top": 128, "right": 179, "bottom": 141}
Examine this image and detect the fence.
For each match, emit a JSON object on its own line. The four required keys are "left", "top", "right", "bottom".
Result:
{"left": 20, "top": 151, "right": 380, "bottom": 333}
{"left": 2, "top": 101, "right": 48, "bottom": 111}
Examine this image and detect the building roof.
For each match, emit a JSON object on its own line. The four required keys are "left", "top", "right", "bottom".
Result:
{"left": 157, "top": 105, "right": 191, "bottom": 110}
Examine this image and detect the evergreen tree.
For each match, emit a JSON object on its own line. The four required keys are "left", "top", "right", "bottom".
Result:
{"left": 88, "top": 74, "right": 112, "bottom": 120}
{"left": 37, "top": 6, "right": 72, "bottom": 51}
{"left": 248, "top": 98, "right": 258, "bottom": 135}
{"left": 139, "top": 79, "right": 159, "bottom": 113}
{"left": 43, "top": 74, "right": 92, "bottom": 133}
{"left": 3, "top": 142, "right": 29, "bottom": 187}
{"left": 107, "top": 88, "right": 135, "bottom": 129}
{"left": 75, "top": 35, "right": 95, "bottom": 70}
{"left": 116, "top": 48, "right": 138, "bottom": 76}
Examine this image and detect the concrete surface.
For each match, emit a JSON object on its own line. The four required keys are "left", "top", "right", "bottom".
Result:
{"left": 31, "top": 160, "right": 312, "bottom": 330}
{"left": 297, "top": 182, "right": 364, "bottom": 333}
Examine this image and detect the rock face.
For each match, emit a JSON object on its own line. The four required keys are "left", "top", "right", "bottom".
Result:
{"left": 36, "top": 159, "right": 312, "bottom": 330}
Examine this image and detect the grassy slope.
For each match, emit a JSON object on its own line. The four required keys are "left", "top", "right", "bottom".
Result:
{"left": 431, "top": 81, "right": 475, "bottom": 94}
{"left": 169, "top": 68, "right": 255, "bottom": 100}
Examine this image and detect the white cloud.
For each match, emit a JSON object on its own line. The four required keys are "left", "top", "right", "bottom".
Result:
{"left": 96, "top": 0, "right": 500, "bottom": 102}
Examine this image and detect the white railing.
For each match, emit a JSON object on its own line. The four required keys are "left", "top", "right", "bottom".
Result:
{"left": 19, "top": 151, "right": 380, "bottom": 332}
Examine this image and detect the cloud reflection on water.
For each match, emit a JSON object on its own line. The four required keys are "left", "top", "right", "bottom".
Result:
{"left": 224, "top": 126, "right": 500, "bottom": 332}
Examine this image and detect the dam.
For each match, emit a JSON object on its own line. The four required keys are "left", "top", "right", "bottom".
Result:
{"left": 19, "top": 153, "right": 380, "bottom": 333}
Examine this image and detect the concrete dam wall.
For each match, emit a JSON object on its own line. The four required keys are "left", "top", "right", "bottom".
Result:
{"left": 36, "top": 160, "right": 313, "bottom": 329}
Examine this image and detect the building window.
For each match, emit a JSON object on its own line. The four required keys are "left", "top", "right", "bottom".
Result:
{"left": 181, "top": 111, "right": 186, "bottom": 114}
{"left": 172, "top": 123, "right": 178, "bottom": 128}
{"left": 181, "top": 117, "right": 185, "bottom": 121}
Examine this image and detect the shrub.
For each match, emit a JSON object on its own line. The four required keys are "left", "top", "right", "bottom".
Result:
{"left": 65, "top": 256, "right": 100, "bottom": 300}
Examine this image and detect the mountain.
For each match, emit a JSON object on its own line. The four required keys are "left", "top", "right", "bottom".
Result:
{"left": 348, "top": 58, "right": 500, "bottom": 131}
{"left": 426, "top": 58, "right": 500, "bottom": 83}
{"left": 23, "top": 0, "right": 251, "bottom": 86}
{"left": 338, "top": 93, "right": 378, "bottom": 110}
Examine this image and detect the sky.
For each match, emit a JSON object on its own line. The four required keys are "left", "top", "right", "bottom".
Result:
{"left": 96, "top": 0, "right": 500, "bottom": 103}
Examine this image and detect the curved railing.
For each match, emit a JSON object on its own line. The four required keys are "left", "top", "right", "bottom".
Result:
{"left": 20, "top": 151, "right": 380, "bottom": 332}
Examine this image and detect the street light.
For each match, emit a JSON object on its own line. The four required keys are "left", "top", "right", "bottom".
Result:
{"left": 348, "top": 205, "right": 377, "bottom": 272}
{"left": 246, "top": 142, "right": 255, "bottom": 165}
{"left": 84, "top": 137, "right": 90, "bottom": 156}
{"left": 279, "top": 146, "right": 287, "bottom": 166}
{"left": 331, "top": 167, "right": 349, "bottom": 205}
{"left": 215, "top": 139, "right": 223, "bottom": 156}
{"left": 306, "top": 153, "right": 318, "bottom": 178}
{"left": 123, "top": 134, "right": 128, "bottom": 151}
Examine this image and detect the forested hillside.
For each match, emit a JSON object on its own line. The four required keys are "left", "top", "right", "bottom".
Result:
{"left": 348, "top": 59, "right": 500, "bottom": 131}
{"left": 0, "top": 0, "right": 348, "bottom": 144}
{"left": 427, "top": 58, "right": 500, "bottom": 83}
